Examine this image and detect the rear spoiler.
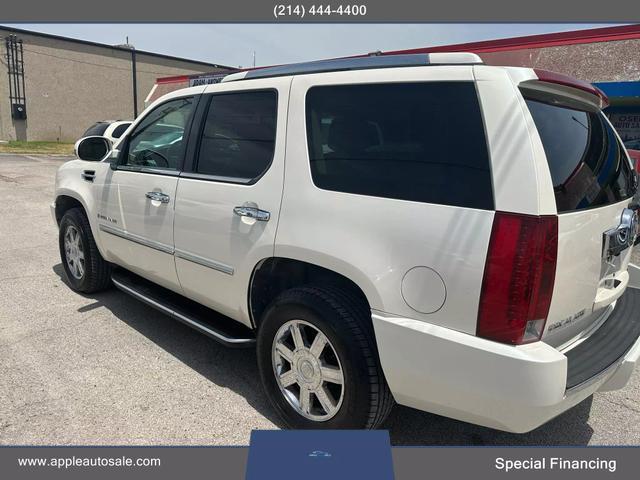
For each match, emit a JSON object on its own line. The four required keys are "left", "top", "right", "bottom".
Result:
{"left": 519, "top": 69, "right": 609, "bottom": 111}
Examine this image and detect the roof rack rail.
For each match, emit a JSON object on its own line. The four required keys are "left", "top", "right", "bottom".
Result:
{"left": 221, "top": 52, "right": 482, "bottom": 83}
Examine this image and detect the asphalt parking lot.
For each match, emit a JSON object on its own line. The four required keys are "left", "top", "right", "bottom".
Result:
{"left": 0, "top": 153, "right": 639, "bottom": 446}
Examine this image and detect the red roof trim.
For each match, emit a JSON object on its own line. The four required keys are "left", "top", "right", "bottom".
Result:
{"left": 154, "top": 24, "right": 640, "bottom": 84}
{"left": 156, "top": 74, "right": 190, "bottom": 84}
{"left": 533, "top": 69, "right": 610, "bottom": 108}
{"left": 384, "top": 24, "right": 640, "bottom": 55}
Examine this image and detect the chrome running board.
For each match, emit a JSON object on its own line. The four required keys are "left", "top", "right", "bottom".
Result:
{"left": 111, "top": 268, "right": 255, "bottom": 348}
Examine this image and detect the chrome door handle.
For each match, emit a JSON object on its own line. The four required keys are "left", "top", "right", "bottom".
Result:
{"left": 233, "top": 206, "right": 270, "bottom": 221}
{"left": 145, "top": 191, "right": 170, "bottom": 203}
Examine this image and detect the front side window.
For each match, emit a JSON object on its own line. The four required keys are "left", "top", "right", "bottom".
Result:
{"left": 196, "top": 90, "right": 277, "bottom": 182}
{"left": 305, "top": 82, "right": 493, "bottom": 209}
{"left": 526, "top": 99, "right": 636, "bottom": 212}
{"left": 122, "top": 96, "right": 195, "bottom": 171}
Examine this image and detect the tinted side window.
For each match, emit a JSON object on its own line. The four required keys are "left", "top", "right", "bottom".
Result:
{"left": 83, "top": 122, "right": 108, "bottom": 137}
{"left": 526, "top": 99, "right": 635, "bottom": 212}
{"left": 196, "top": 91, "right": 277, "bottom": 182}
{"left": 111, "top": 123, "right": 131, "bottom": 139}
{"left": 305, "top": 83, "right": 493, "bottom": 210}
{"left": 123, "top": 97, "right": 195, "bottom": 170}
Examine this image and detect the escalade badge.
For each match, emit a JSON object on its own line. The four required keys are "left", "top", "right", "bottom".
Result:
{"left": 97, "top": 213, "right": 118, "bottom": 224}
{"left": 603, "top": 208, "right": 638, "bottom": 258}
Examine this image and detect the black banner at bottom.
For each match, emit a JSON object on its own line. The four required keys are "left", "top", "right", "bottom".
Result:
{"left": 1, "top": 445, "right": 638, "bottom": 479}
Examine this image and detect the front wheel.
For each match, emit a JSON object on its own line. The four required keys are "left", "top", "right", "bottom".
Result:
{"left": 257, "top": 286, "right": 394, "bottom": 429}
{"left": 58, "top": 208, "right": 111, "bottom": 293}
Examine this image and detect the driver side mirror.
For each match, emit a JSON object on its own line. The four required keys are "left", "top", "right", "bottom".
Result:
{"left": 75, "top": 136, "right": 112, "bottom": 162}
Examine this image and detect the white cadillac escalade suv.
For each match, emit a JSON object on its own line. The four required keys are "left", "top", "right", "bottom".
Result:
{"left": 52, "top": 53, "right": 640, "bottom": 433}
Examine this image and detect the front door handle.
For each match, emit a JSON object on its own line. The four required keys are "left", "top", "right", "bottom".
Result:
{"left": 145, "top": 191, "right": 170, "bottom": 203}
{"left": 233, "top": 206, "right": 270, "bottom": 221}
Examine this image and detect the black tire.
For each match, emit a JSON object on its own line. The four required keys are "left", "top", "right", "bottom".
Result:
{"left": 58, "top": 207, "right": 111, "bottom": 293}
{"left": 257, "top": 286, "right": 394, "bottom": 429}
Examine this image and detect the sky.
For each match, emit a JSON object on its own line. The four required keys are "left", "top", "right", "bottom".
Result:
{"left": 5, "top": 23, "right": 620, "bottom": 68}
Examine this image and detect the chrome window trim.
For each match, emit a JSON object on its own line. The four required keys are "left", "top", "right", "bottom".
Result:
{"left": 179, "top": 171, "right": 253, "bottom": 185}
{"left": 114, "top": 165, "right": 181, "bottom": 177}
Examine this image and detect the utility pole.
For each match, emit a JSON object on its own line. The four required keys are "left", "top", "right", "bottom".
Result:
{"left": 116, "top": 38, "right": 137, "bottom": 118}
{"left": 131, "top": 46, "right": 138, "bottom": 118}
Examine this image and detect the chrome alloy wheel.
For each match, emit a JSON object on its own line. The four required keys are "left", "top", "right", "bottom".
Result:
{"left": 64, "top": 225, "right": 85, "bottom": 280}
{"left": 272, "top": 320, "right": 345, "bottom": 421}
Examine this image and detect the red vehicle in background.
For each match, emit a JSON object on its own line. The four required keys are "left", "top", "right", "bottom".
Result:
{"left": 629, "top": 150, "right": 640, "bottom": 172}
{"left": 625, "top": 139, "right": 640, "bottom": 172}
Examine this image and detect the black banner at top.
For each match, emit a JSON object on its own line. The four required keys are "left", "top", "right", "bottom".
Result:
{"left": 0, "top": 0, "right": 639, "bottom": 22}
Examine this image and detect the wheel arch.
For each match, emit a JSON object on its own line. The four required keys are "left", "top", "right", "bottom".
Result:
{"left": 248, "top": 256, "right": 382, "bottom": 329}
{"left": 54, "top": 193, "right": 87, "bottom": 225}
{"left": 54, "top": 189, "right": 109, "bottom": 260}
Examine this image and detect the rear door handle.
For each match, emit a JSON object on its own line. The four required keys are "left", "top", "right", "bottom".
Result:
{"left": 233, "top": 206, "right": 270, "bottom": 221}
{"left": 145, "top": 191, "right": 170, "bottom": 203}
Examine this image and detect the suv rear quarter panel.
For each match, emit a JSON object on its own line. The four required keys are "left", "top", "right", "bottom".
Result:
{"left": 473, "top": 65, "right": 556, "bottom": 216}
{"left": 276, "top": 66, "right": 495, "bottom": 334}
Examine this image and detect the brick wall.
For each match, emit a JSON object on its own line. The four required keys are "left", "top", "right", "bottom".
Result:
{"left": 0, "top": 28, "right": 230, "bottom": 142}
{"left": 477, "top": 39, "right": 640, "bottom": 83}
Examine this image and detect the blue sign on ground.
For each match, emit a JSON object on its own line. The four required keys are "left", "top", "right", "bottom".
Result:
{"left": 245, "top": 430, "right": 395, "bottom": 480}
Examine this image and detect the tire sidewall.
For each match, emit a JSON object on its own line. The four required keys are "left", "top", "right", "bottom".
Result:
{"left": 59, "top": 211, "right": 91, "bottom": 291}
{"left": 257, "top": 294, "right": 374, "bottom": 429}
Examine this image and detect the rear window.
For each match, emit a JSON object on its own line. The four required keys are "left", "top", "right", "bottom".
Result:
{"left": 305, "top": 82, "right": 493, "bottom": 210}
{"left": 111, "top": 122, "right": 131, "bottom": 139}
{"left": 83, "top": 122, "right": 109, "bottom": 137}
{"left": 526, "top": 99, "right": 636, "bottom": 213}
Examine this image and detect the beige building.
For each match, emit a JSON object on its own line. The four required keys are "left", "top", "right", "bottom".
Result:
{"left": 0, "top": 26, "right": 232, "bottom": 142}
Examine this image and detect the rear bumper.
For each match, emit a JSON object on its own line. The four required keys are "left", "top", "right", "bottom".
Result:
{"left": 372, "top": 288, "right": 640, "bottom": 433}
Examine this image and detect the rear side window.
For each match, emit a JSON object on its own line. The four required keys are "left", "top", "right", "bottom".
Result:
{"left": 196, "top": 90, "right": 277, "bottom": 182}
{"left": 526, "top": 99, "right": 636, "bottom": 213}
{"left": 305, "top": 82, "right": 493, "bottom": 210}
{"left": 83, "top": 122, "right": 108, "bottom": 137}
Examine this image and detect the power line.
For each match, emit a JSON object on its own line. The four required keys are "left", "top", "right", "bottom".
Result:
{"left": 21, "top": 46, "right": 184, "bottom": 76}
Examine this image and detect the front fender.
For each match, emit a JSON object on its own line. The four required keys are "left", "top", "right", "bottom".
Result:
{"left": 54, "top": 160, "right": 110, "bottom": 260}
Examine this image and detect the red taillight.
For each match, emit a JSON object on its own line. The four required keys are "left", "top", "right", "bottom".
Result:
{"left": 477, "top": 212, "right": 558, "bottom": 345}
{"left": 533, "top": 69, "right": 610, "bottom": 109}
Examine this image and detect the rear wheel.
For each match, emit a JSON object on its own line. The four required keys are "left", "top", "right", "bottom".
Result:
{"left": 58, "top": 208, "right": 111, "bottom": 293}
{"left": 257, "top": 286, "right": 394, "bottom": 429}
